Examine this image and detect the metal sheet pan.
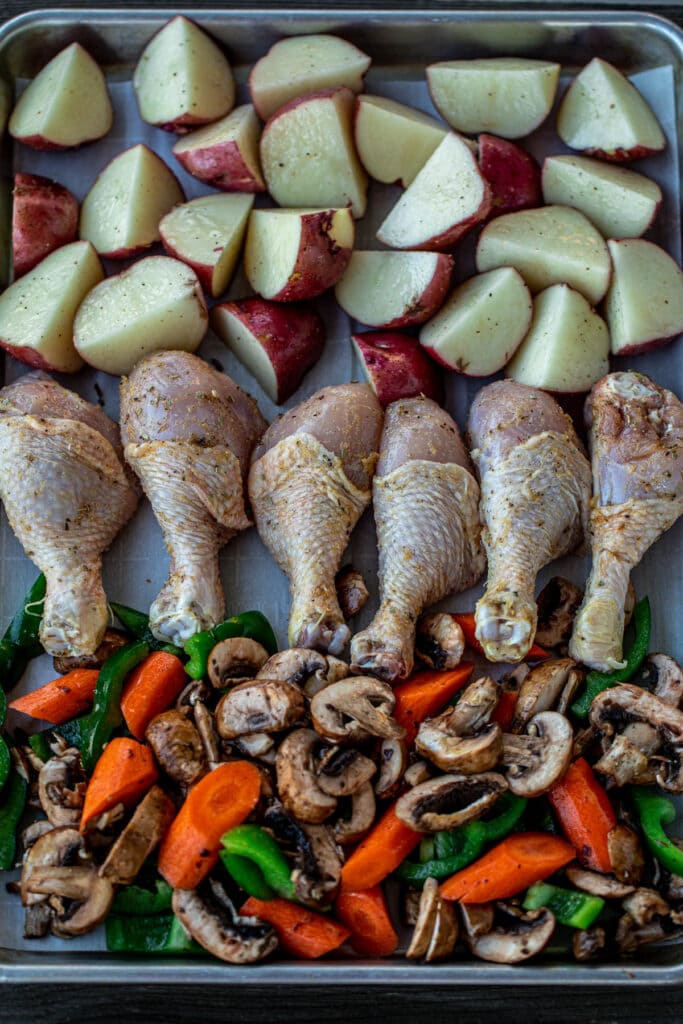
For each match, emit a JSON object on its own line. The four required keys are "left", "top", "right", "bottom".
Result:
{"left": 0, "top": 6, "right": 682, "bottom": 986}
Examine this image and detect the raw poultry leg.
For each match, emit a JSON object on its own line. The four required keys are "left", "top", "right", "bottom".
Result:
{"left": 248, "top": 383, "right": 383, "bottom": 655}
{"left": 468, "top": 380, "right": 591, "bottom": 663}
{"left": 570, "top": 371, "right": 683, "bottom": 671}
{"left": 351, "top": 397, "right": 484, "bottom": 682}
{"left": 120, "top": 351, "right": 266, "bottom": 645}
{"left": 0, "top": 371, "right": 138, "bottom": 656}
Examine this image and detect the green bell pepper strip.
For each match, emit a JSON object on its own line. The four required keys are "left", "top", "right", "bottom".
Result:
{"left": 571, "top": 597, "right": 651, "bottom": 719}
{"left": 220, "top": 852, "right": 276, "bottom": 901}
{"left": 80, "top": 640, "right": 150, "bottom": 774}
{"left": 27, "top": 732, "right": 52, "bottom": 763}
{"left": 419, "top": 836, "right": 436, "bottom": 863}
{"left": 109, "top": 602, "right": 183, "bottom": 658}
{"left": 396, "top": 793, "right": 527, "bottom": 884}
{"left": 0, "top": 764, "right": 28, "bottom": 869}
{"left": 220, "top": 824, "right": 295, "bottom": 900}
{"left": 0, "top": 575, "right": 46, "bottom": 691}
{"left": 112, "top": 878, "right": 173, "bottom": 916}
{"left": 631, "top": 786, "right": 683, "bottom": 876}
{"left": 0, "top": 688, "right": 8, "bottom": 790}
{"left": 106, "top": 913, "right": 205, "bottom": 954}
{"left": 184, "top": 612, "right": 278, "bottom": 680}
{"left": 523, "top": 881, "right": 605, "bottom": 929}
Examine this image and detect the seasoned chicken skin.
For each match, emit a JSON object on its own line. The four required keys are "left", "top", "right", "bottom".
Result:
{"left": 468, "top": 381, "right": 591, "bottom": 663}
{"left": 351, "top": 397, "right": 484, "bottom": 682}
{"left": 249, "top": 383, "right": 383, "bottom": 655}
{"left": 121, "top": 351, "right": 266, "bottom": 645}
{"left": 570, "top": 372, "right": 683, "bottom": 671}
{"left": 0, "top": 371, "right": 138, "bottom": 657}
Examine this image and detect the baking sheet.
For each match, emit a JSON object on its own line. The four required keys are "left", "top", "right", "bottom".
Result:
{"left": 0, "top": 9, "right": 682, "bottom": 978}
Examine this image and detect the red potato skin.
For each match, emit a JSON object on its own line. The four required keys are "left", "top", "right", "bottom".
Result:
{"left": 612, "top": 333, "right": 682, "bottom": 357}
{"left": 353, "top": 330, "right": 445, "bottom": 407}
{"left": 158, "top": 114, "right": 221, "bottom": 135}
{"left": 367, "top": 254, "right": 454, "bottom": 329}
{"left": 214, "top": 297, "right": 325, "bottom": 402}
{"left": 0, "top": 340, "right": 62, "bottom": 372}
{"left": 583, "top": 144, "right": 663, "bottom": 163}
{"left": 174, "top": 140, "right": 266, "bottom": 192}
{"left": 267, "top": 210, "right": 353, "bottom": 302}
{"left": 12, "top": 173, "right": 79, "bottom": 278}
{"left": 395, "top": 188, "right": 492, "bottom": 253}
{"left": 10, "top": 134, "right": 99, "bottom": 152}
{"left": 159, "top": 237, "right": 218, "bottom": 296}
{"left": 478, "top": 134, "right": 542, "bottom": 219}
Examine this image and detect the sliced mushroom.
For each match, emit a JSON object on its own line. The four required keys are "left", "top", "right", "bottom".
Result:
{"left": 52, "top": 628, "right": 129, "bottom": 674}
{"left": 145, "top": 710, "right": 207, "bottom": 787}
{"left": 572, "top": 926, "right": 606, "bottom": 962}
{"left": 37, "top": 748, "right": 87, "bottom": 828}
{"left": 501, "top": 711, "right": 573, "bottom": 797}
{"left": 21, "top": 820, "right": 54, "bottom": 853}
{"left": 566, "top": 866, "right": 635, "bottom": 899}
{"left": 193, "top": 700, "right": 222, "bottom": 767}
{"left": 21, "top": 826, "right": 87, "bottom": 907}
{"left": 642, "top": 653, "right": 683, "bottom": 708}
{"left": 291, "top": 824, "right": 343, "bottom": 908}
{"left": 40, "top": 872, "right": 114, "bottom": 938}
{"left": 415, "top": 676, "right": 502, "bottom": 774}
{"left": 208, "top": 637, "right": 269, "bottom": 688}
{"left": 416, "top": 614, "right": 465, "bottom": 671}
{"left": 173, "top": 881, "right": 277, "bottom": 963}
{"left": 336, "top": 565, "right": 369, "bottom": 620}
{"left": 175, "top": 678, "right": 212, "bottom": 716}
{"left": 333, "top": 783, "right": 376, "bottom": 845}
{"left": 24, "top": 901, "right": 54, "bottom": 939}
{"left": 276, "top": 729, "right": 337, "bottom": 824}
{"left": 395, "top": 772, "right": 507, "bottom": 832}
{"left": 404, "top": 760, "right": 433, "bottom": 788}
{"left": 594, "top": 725, "right": 659, "bottom": 787}
{"left": 406, "top": 877, "right": 458, "bottom": 962}
{"left": 616, "top": 913, "right": 670, "bottom": 955}
{"left": 99, "top": 786, "right": 176, "bottom": 886}
{"left": 375, "top": 737, "right": 409, "bottom": 799}
{"left": 511, "top": 658, "right": 578, "bottom": 733}
{"left": 310, "top": 677, "right": 403, "bottom": 742}
{"left": 316, "top": 746, "right": 376, "bottom": 797}
{"left": 257, "top": 648, "right": 347, "bottom": 698}
{"left": 216, "top": 678, "right": 306, "bottom": 739}
{"left": 535, "top": 577, "right": 583, "bottom": 649}
{"left": 622, "top": 888, "right": 670, "bottom": 928}
{"left": 461, "top": 902, "right": 556, "bottom": 964}
{"left": 607, "top": 823, "right": 645, "bottom": 885}
{"left": 235, "top": 732, "right": 275, "bottom": 759}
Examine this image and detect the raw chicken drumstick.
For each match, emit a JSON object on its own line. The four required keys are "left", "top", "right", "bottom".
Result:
{"left": 350, "top": 396, "right": 485, "bottom": 682}
{"left": 570, "top": 371, "right": 683, "bottom": 671}
{"left": 248, "top": 383, "right": 383, "bottom": 655}
{"left": 0, "top": 371, "right": 138, "bottom": 656}
{"left": 468, "top": 380, "right": 592, "bottom": 663}
{"left": 120, "top": 350, "right": 266, "bottom": 644}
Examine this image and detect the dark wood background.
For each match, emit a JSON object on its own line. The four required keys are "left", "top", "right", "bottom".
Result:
{"left": 2, "top": 1, "right": 681, "bottom": 1019}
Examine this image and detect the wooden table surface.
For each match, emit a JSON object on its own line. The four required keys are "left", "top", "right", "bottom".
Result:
{"left": 1, "top": 1, "right": 682, "bottom": 1020}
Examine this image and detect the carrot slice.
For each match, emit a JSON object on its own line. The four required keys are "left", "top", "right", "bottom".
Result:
{"left": 9, "top": 669, "right": 100, "bottom": 725}
{"left": 393, "top": 664, "right": 473, "bottom": 745}
{"left": 158, "top": 760, "right": 261, "bottom": 889}
{"left": 120, "top": 651, "right": 188, "bottom": 740}
{"left": 451, "top": 613, "right": 549, "bottom": 662}
{"left": 334, "top": 885, "right": 398, "bottom": 957}
{"left": 80, "top": 737, "right": 158, "bottom": 830}
{"left": 241, "top": 897, "right": 350, "bottom": 959}
{"left": 440, "top": 832, "right": 575, "bottom": 904}
{"left": 340, "top": 803, "right": 422, "bottom": 892}
{"left": 548, "top": 757, "right": 616, "bottom": 873}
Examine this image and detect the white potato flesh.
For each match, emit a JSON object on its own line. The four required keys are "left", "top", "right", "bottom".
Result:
{"left": 420, "top": 267, "right": 532, "bottom": 376}
{"left": 213, "top": 308, "right": 280, "bottom": 400}
{"left": 159, "top": 193, "right": 254, "bottom": 296}
{"left": 476, "top": 204, "right": 612, "bottom": 306}
{"left": 542, "top": 155, "right": 662, "bottom": 239}
{"left": 506, "top": 283, "right": 609, "bottom": 392}
{"left": 0, "top": 241, "right": 103, "bottom": 372}
{"left": 335, "top": 250, "right": 445, "bottom": 327}
{"left": 172, "top": 104, "right": 265, "bottom": 190}
{"left": 557, "top": 58, "right": 665, "bottom": 158}
{"left": 427, "top": 58, "right": 560, "bottom": 138}
{"left": 354, "top": 95, "right": 447, "bottom": 186}
{"left": 377, "top": 132, "right": 489, "bottom": 250}
{"left": 133, "top": 15, "right": 234, "bottom": 129}
{"left": 74, "top": 256, "right": 207, "bottom": 375}
{"left": 250, "top": 34, "right": 371, "bottom": 120}
{"left": 80, "top": 145, "right": 184, "bottom": 257}
{"left": 260, "top": 88, "right": 368, "bottom": 218}
{"left": 9, "top": 43, "right": 112, "bottom": 148}
{"left": 605, "top": 239, "right": 683, "bottom": 355}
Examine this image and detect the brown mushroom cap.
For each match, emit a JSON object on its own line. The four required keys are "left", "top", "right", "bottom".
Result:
{"left": 257, "top": 648, "right": 349, "bottom": 697}
{"left": 535, "top": 577, "right": 583, "bottom": 649}
{"left": 572, "top": 926, "right": 607, "bottom": 962}
{"left": 607, "top": 824, "right": 645, "bottom": 886}
{"left": 336, "top": 566, "right": 369, "bottom": 620}
{"left": 416, "top": 716, "right": 502, "bottom": 774}
{"left": 99, "top": 786, "right": 176, "bottom": 886}
{"left": 316, "top": 746, "right": 376, "bottom": 797}
{"left": 52, "top": 628, "right": 129, "bottom": 674}
{"left": 622, "top": 888, "right": 670, "bottom": 927}
{"left": 333, "top": 782, "right": 376, "bottom": 845}
{"left": 502, "top": 711, "right": 573, "bottom": 797}
{"left": 416, "top": 614, "right": 465, "bottom": 672}
{"left": 310, "top": 677, "right": 403, "bottom": 742}
{"left": 276, "top": 729, "right": 338, "bottom": 824}
{"left": 566, "top": 866, "right": 636, "bottom": 900}
{"left": 290, "top": 824, "right": 343, "bottom": 908}
{"left": 643, "top": 653, "right": 683, "bottom": 708}
{"left": 208, "top": 637, "right": 269, "bottom": 688}
{"left": 406, "top": 877, "right": 458, "bottom": 962}
{"left": 145, "top": 709, "right": 207, "bottom": 786}
{"left": 395, "top": 772, "right": 507, "bottom": 832}
{"left": 215, "top": 678, "right": 306, "bottom": 739}
{"left": 375, "top": 737, "right": 409, "bottom": 799}
{"left": 173, "top": 881, "right": 277, "bottom": 964}
{"left": 511, "top": 658, "right": 578, "bottom": 733}
{"left": 461, "top": 902, "right": 556, "bottom": 964}
{"left": 37, "top": 749, "right": 86, "bottom": 828}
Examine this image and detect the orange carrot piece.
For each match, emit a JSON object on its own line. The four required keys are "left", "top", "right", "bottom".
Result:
{"left": 440, "top": 832, "right": 575, "bottom": 904}
{"left": 158, "top": 760, "right": 261, "bottom": 889}
{"left": 241, "top": 897, "right": 350, "bottom": 959}
{"left": 340, "top": 803, "right": 422, "bottom": 892}
{"left": 334, "top": 885, "right": 398, "bottom": 957}
{"left": 80, "top": 737, "right": 158, "bottom": 830}
{"left": 9, "top": 669, "right": 100, "bottom": 725}
{"left": 491, "top": 689, "right": 518, "bottom": 732}
{"left": 548, "top": 757, "right": 616, "bottom": 873}
{"left": 393, "top": 664, "right": 473, "bottom": 745}
{"left": 451, "top": 613, "right": 549, "bottom": 662}
{"left": 120, "top": 651, "right": 188, "bottom": 740}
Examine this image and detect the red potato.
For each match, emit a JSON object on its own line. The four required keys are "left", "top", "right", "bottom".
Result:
{"left": 605, "top": 238, "right": 683, "bottom": 356}
{"left": 352, "top": 330, "right": 444, "bottom": 407}
{"left": 478, "top": 134, "right": 541, "bottom": 219}
{"left": 212, "top": 298, "right": 325, "bottom": 404}
{"left": 133, "top": 15, "right": 235, "bottom": 133}
{"left": 172, "top": 105, "right": 265, "bottom": 192}
{"left": 557, "top": 57, "right": 665, "bottom": 162}
{"left": 353, "top": 95, "right": 447, "bottom": 187}
{"left": 12, "top": 173, "right": 78, "bottom": 278}
{"left": 377, "top": 133, "right": 491, "bottom": 252}
{"left": 244, "top": 207, "right": 354, "bottom": 302}
{"left": 335, "top": 250, "right": 453, "bottom": 328}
